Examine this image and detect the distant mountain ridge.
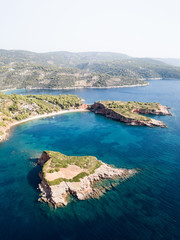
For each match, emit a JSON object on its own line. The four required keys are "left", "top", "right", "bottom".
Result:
{"left": 156, "top": 58, "right": 180, "bottom": 67}
{"left": 0, "top": 49, "right": 180, "bottom": 90}
{"left": 0, "top": 50, "right": 131, "bottom": 67}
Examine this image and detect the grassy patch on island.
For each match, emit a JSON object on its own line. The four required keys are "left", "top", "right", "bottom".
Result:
{"left": 42, "top": 151, "right": 102, "bottom": 185}
{"left": 97, "top": 100, "right": 161, "bottom": 122}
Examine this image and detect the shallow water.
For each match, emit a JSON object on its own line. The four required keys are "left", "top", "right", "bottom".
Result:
{"left": 1, "top": 80, "right": 180, "bottom": 240}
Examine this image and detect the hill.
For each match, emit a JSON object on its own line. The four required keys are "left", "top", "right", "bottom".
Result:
{"left": 0, "top": 50, "right": 180, "bottom": 89}
{"left": 156, "top": 58, "right": 180, "bottom": 67}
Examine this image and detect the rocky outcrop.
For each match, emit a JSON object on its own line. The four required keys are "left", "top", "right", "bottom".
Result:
{"left": 37, "top": 152, "right": 136, "bottom": 208}
{"left": 131, "top": 104, "right": 171, "bottom": 116}
{"left": 37, "top": 151, "right": 50, "bottom": 166}
{"left": 90, "top": 102, "right": 171, "bottom": 127}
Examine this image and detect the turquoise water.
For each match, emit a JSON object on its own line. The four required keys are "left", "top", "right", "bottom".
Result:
{"left": 1, "top": 80, "right": 180, "bottom": 240}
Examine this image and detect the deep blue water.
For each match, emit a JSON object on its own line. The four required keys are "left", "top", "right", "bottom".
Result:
{"left": 1, "top": 80, "right": 180, "bottom": 240}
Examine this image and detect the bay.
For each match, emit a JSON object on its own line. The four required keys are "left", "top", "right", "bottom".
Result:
{"left": 1, "top": 80, "right": 180, "bottom": 240}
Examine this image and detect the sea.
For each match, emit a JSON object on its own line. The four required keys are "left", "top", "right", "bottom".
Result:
{"left": 0, "top": 80, "right": 179, "bottom": 240}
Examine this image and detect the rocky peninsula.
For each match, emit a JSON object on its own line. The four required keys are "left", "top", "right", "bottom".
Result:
{"left": 90, "top": 100, "right": 171, "bottom": 127}
{"left": 37, "top": 151, "right": 136, "bottom": 207}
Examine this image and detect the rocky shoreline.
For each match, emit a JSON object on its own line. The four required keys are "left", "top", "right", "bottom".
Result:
{"left": 0, "top": 98, "right": 172, "bottom": 144}
{"left": 37, "top": 151, "right": 136, "bottom": 208}
{"left": 0, "top": 100, "right": 172, "bottom": 144}
{"left": 90, "top": 102, "right": 171, "bottom": 128}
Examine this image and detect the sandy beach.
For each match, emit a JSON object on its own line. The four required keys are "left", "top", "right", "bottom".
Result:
{"left": 0, "top": 109, "right": 89, "bottom": 143}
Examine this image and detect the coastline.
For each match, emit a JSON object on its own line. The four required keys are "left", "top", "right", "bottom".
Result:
{"left": 4, "top": 78, "right": 180, "bottom": 93}
{"left": 1, "top": 88, "right": 17, "bottom": 92}
{"left": 38, "top": 151, "right": 137, "bottom": 207}
{"left": 0, "top": 109, "right": 89, "bottom": 143}
{"left": 1, "top": 83, "right": 149, "bottom": 93}
{"left": 91, "top": 101, "right": 171, "bottom": 128}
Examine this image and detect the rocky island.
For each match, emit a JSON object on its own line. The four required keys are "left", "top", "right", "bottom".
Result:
{"left": 37, "top": 151, "right": 136, "bottom": 207}
{"left": 90, "top": 100, "right": 171, "bottom": 127}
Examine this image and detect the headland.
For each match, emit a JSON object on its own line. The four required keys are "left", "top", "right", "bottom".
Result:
{"left": 90, "top": 100, "right": 171, "bottom": 127}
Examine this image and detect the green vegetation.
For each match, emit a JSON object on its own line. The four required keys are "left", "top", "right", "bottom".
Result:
{"left": 47, "top": 172, "right": 90, "bottom": 186}
{"left": 97, "top": 100, "right": 162, "bottom": 122}
{"left": 1, "top": 50, "right": 180, "bottom": 90}
{"left": 0, "top": 92, "right": 81, "bottom": 117}
{"left": 42, "top": 151, "right": 102, "bottom": 185}
{"left": 0, "top": 92, "right": 82, "bottom": 136}
{"left": 0, "top": 121, "right": 6, "bottom": 127}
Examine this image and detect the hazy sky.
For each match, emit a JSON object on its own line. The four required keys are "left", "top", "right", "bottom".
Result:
{"left": 1, "top": 0, "right": 180, "bottom": 58}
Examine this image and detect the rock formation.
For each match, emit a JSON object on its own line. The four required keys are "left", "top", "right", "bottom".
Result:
{"left": 90, "top": 101, "right": 171, "bottom": 127}
{"left": 37, "top": 151, "right": 136, "bottom": 208}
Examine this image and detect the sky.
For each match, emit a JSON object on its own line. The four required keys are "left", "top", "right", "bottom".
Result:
{"left": 0, "top": 0, "right": 180, "bottom": 58}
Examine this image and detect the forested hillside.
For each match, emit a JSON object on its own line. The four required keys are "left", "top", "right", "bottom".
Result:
{"left": 0, "top": 50, "right": 180, "bottom": 89}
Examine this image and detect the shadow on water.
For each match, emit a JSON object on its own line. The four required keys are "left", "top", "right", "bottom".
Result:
{"left": 27, "top": 160, "right": 41, "bottom": 190}
{"left": 29, "top": 157, "right": 39, "bottom": 163}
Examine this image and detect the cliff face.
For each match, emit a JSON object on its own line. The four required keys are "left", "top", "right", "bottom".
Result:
{"left": 90, "top": 102, "right": 171, "bottom": 127}
{"left": 37, "top": 151, "right": 136, "bottom": 208}
{"left": 37, "top": 151, "right": 50, "bottom": 166}
{"left": 132, "top": 105, "right": 171, "bottom": 116}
